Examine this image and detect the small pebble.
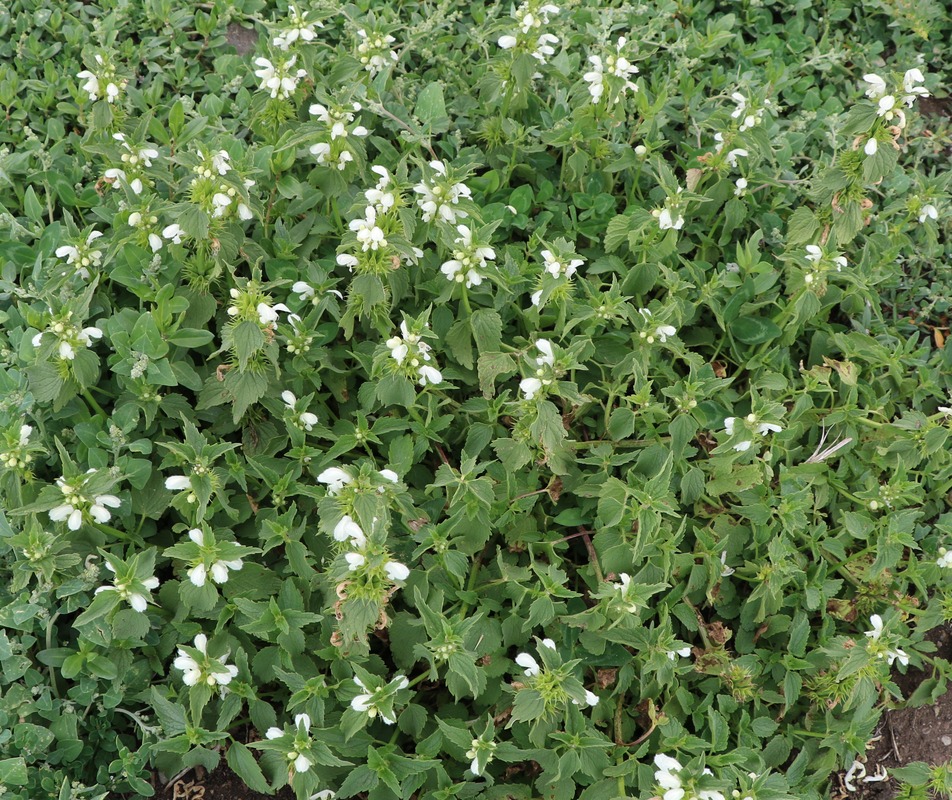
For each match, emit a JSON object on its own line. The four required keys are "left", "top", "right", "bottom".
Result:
{"left": 942, "top": 735, "right": 952, "bottom": 746}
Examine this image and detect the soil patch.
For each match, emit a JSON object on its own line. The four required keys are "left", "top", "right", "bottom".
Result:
{"left": 842, "top": 623, "right": 952, "bottom": 799}
{"left": 226, "top": 23, "right": 259, "bottom": 56}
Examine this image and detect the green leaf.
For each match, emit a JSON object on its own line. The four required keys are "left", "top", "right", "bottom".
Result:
{"left": 232, "top": 321, "right": 265, "bottom": 370}
{"left": 414, "top": 82, "right": 448, "bottom": 128}
{"left": 0, "top": 757, "right": 27, "bottom": 786}
{"left": 226, "top": 742, "right": 272, "bottom": 795}
{"left": 730, "top": 316, "right": 782, "bottom": 345}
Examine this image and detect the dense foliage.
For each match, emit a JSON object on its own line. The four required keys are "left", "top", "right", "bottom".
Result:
{"left": 1, "top": 0, "right": 951, "bottom": 798}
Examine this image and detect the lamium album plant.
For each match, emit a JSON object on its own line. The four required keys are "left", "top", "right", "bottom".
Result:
{"left": 0, "top": 0, "right": 950, "bottom": 799}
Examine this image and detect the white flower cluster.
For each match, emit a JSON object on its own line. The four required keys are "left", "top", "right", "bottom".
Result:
{"left": 864, "top": 614, "right": 909, "bottom": 667}
{"left": 0, "top": 424, "right": 33, "bottom": 471}
{"left": 318, "top": 466, "right": 354, "bottom": 495}
{"left": 76, "top": 54, "right": 124, "bottom": 103}
{"left": 654, "top": 754, "right": 725, "bottom": 800}
{"left": 351, "top": 674, "right": 409, "bottom": 724}
{"left": 253, "top": 54, "right": 307, "bottom": 99}
{"left": 654, "top": 186, "right": 686, "bottom": 231}
{"left": 265, "top": 713, "right": 317, "bottom": 774}
{"left": 465, "top": 736, "right": 498, "bottom": 777}
{"left": 281, "top": 391, "right": 319, "bottom": 431}
{"left": 227, "top": 287, "right": 292, "bottom": 326}
{"left": 387, "top": 320, "right": 443, "bottom": 386}
{"left": 519, "top": 339, "right": 555, "bottom": 400}
{"left": 414, "top": 160, "right": 472, "bottom": 225}
{"left": 181, "top": 528, "right": 244, "bottom": 587}
{"left": 803, "top": 244, "right": 847, "bottom": 285}
{"left": 713, "top": 133, "right": 749, "bottom": 196}
{"left": 356, "top": 28, "right": 398, "bottom": 75}
{"left": 309, "top": 101, "right": 368, "bottom": 170}
{"left": 32, "top": 317, "right": 103, "bottom": 361}
{"left": 937, "top": 547, "right": 952, "bottom": 568}
{"left": 612, "top": 573, "right": 641, "bottom": 614}
{"left": 723, "top": 414, "right": 782, "bottom": 453}
{"left": 55, "top": 230, "right": 104, "bottom": 279}
{"left": 212, "top": 179, "right": 256, "bottom": 220}
{"left": 127, "top": 211, "right": 164, "bottom": 254}
{"left": 364, "top": 165, "right": 397, "bottom": 213}
{"left": 49, "top": 472, "right": 120, "bottom": 531}
{"left": 349, "top": 206, "right": 387, "bottom": 251}
{"left": 583, "top": 37, "right": 638, "bottom": 104}
{"left": 272, "top": 4, "right": 323, "bottom": 50}
{"left": 530, "top": 248, "right": 585, "bottom": 306}
{"left": 440, "top": 225, "right": 495, "bottom": 287}
{"left": 637, "top": 308, "right": 677, "bottom": 345}
{"left": 514, "top": 638, "right": 598, "bottom": 706}
{"left": 865, "top": 69, "right": 928, "bottom": 124}
{"left": 730, "top": 92, "right": 772, "bottom": 133}
{"left": 94, "top": 560, "right": 160, "bottom": 613}
{"left": 104, "top": 133, "right": 158, "bottom": 195}
{"left": 498, "top": 2, "right": 561, "bottom": 64}
{"left": 173, "top": 633, "right": 239, "bottom": 687}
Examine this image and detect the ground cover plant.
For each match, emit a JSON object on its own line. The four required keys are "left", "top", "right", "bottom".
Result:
{"left": 1, "top": 0, "right": 951, "bottom": 798}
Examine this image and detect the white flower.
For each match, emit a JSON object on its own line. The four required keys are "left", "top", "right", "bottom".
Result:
{"left": 162, "top": 224, "right": 184, "bottom": 244}
{"left": 76, "top": 69, "right": 101, "bottom": 101}
{"left": 887, "top": 648, "right": 910, "bottom": 667}
{"left": 720, "top": 551, "right": 735, "bottom": 577}
{"left": 757, "top": 422, "right": 783, "bottom": 435}
{"left": 877, "top": 94, "right": 896, "bottom": 117}
{"left": 418, "top": 365, "right": 442, "bottom": 386}
{"left": 356, "top": 28, "right": 399, "bottom": 75}
{"left": 535, "top": 339, "right": 554, "bottom": 367}
{"left": 667, "top": 646, "right": 692, "bottom": 660}
{"left": 90, "top": 494, "right": 120, "bottom": 524}
{"left": 734, "top": 177, "right": 748, "bottom": 197}
{"left": 379, "top": 469, "right": 399, "bottom": 483}
{"left": 532, "top": 33, "right": 559, "bottom": 63}
{"left": 93, "top": 561, "right": 160, "bottom": 612}
{"left": 919, "top": 204, "right": 938, "bottom": 223}
{"left": 498, "top": 35, "right": 518, "bottom": 49}
{"left": 864, "top": 138, "right": 878, "bottom": 156}
{"left": 901, "top": 67, "right": 929, "bottom": 106}
{"left": 384, "top": 561, "right": 410, "bottom": 581}
{"left": 726, "top": 148, "right": 748, "bottom": 167}
{"left": 520, "top": 377, "right": 543, "bottom": 400}
{"left": 333, "top": 515, "right": 365, "bottom": 546}
{"left": 318, "top": 467, "right": 353, "bottom": 495}
{"left": 257, "top": 302, "right": 291, "bottom": 325}
{"left": 863, "top": 73, "right": 887, "bottom": 100}
{"left": 937, "top": 549, "right": 952, "bottom": 568}
{"left": 165, "top": 475, "right": 191, "bottom": 491}
{"left": 281, "top": 390, "right": 318, "bottom": 430}
{"left": 414, "top": 161, "right": 471, "bottom": 225}
{"left": 658, "top": 207, "right": 684, "bottom": 231}
{"left": 514, "top": 652, "right": 540, "bottom": 677}
{"left": 345, "top": 552, "right": 366, "bottom": 571}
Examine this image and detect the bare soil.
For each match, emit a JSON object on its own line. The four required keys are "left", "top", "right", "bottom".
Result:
{"left": 225, "top": 23, "right": 258, "bottom": 56}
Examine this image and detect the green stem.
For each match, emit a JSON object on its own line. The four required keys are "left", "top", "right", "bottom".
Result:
{"left": 82, "top": 389, "right": 107, "bottom": 418}
{"left": 458, "top": 543, "right": 489, "bottom": 620}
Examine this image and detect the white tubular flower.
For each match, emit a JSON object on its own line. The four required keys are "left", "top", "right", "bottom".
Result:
{"left": 757, "top": 422, "right": 783, "bottom": 435}
{"left": 345, "top": 552, "right": 366, "bottom": 571}
{"left": 257, "top": 302, "right": 291, "bottom": 325}
{"left": 865, "top": 614, "right": 884, "bottom": 641}
{"left": 162, "top": 224, "right": 184, "bottom": 244}
{"left": 571, "top": 690, "right": 599, "bottom": 707}
{"left": 532, "top": 33, "right": 559, "bottom": 63}
{"left": 520, "top": 377, "right": 543, "bottom": 400}
{"left": 864, "top": 138, "right": 878, "bottom": 156}
{"left": 76, "top": 69, "right": 100, "bottom": 101}
{"left": 667, "top": 646, "right": 692, "bottom": 660}
{"left": 379, "top": 468, "right": 399, "bottom": 483}
{"left": 384, "top": 561, "right": 410, "bottom": 581}
{"left": 365, "top": 166, "right": 396, "bottom": 212}
{"left": 613, "top": 572, "right": 639, "bottom": 613}
{"left": 318, "top": 466, "right": 353, "bottom": 495}
{"left": 734, "top": 177, "right": 748, "bottom": 197}
{"left": 919, "top": 204, "right": 938, "bottom": 223}
{"left": 90, "top": 494, "right": 121, "bottom": 524}
{"left": 498, "top": 35, "right": 518, "bottom": 49}
{"left": 291, "top": 281, "right": 315, "bottom": 301}
{"left": 173, "top": 634, "right": 239, "bottom": 688}
{"left": 534, "top": 339, "right": 554, "bottom": 367}
{"left": 165, "top": 475, "right": 191, "bottom": 491}
{"left": 418, "top": 365, "right": 442, "bottom": 386}
{"left": 863, "top": 73, "right": 887, "bottom": 99}
{"left": 726, "top": 148, "right": 748, "bottom": 167}
{"left": 877, "top": 94, "right": 896, "bottom": 117}
{"left": 281, "top": 390, "right": 319, "bottom": 431}
{"left": 939, "top": 550, "right": 952, "bottom": 568}
{"left": 514, "top": 652, "right": 540, "bottom": 677}
{"left": 333, "top": 515, "right": 365, "bottom": 546}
